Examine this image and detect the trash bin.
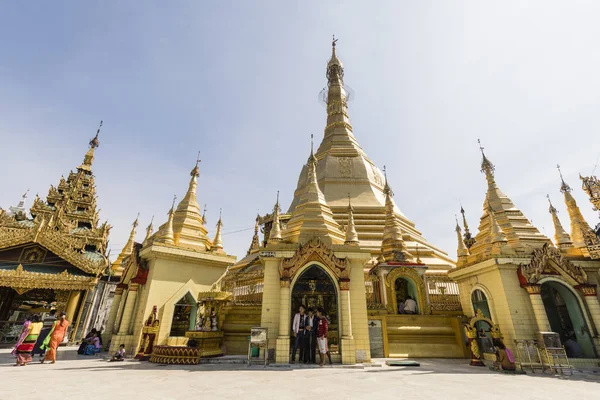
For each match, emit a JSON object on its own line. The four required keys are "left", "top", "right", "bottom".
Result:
{"left": 248, "top": 336, "right": 259, "bottom": 357}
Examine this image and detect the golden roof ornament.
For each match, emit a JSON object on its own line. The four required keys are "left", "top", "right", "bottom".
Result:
{"left": 557, "top": 164, "right": 572, "bottom": 193}
{"left": 460, "top": 205, "right": 475, "bottom": 249}
{"left": 143, "top": 215, "right": 154, "bottom": 246}
{"left": 269, "top": 191, "right": 282, "bottom": 243}
{"left": 547, "top": 194, "right": 573, "bottom": 250}
{"left": 558, "top": 166, "right": 594, "bottom": 255}
{"left": 478, "top": 139, "right": 495, "bottom": 184}
{"left": 158, "top": 195, "right": 176, "bottom": 245}
{"left": 344, "top": 194, "right": 359, "bottom": 246}
{"left": 110, "top": 213, "right": 139, "bottom": 276}
{"left": 191, "top": 151, "right": 200, "bottom": 178}
{"left": 381, "top": 166, "right": 413, "bottom": 262}
{"left": 248, "top": 214, "right": 261, "bottom": 254}
{"left": 80, "top": 120, "right": 102, "bottom": 170}
{"left": 455, "top": 215, "right": 470, "bottom": 259}
{"left": 202, "top": 204, "right": 207, "bottom": 225}
{"left": 212, "top": 208, "right": 224, "bottom": 251}
{"left": 580, "top": 173, "right": 600, "bottom": 213}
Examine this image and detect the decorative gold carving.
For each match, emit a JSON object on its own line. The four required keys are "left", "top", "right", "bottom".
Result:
{"left": 337, "top": 157, "right": 353, "bottom": 178}
{"left": 464, "top": 309, "right": 502, "bottom": 367}
{"left": 325, "top": 121, "right": 353, "bottom": 132}
{"left": 580, "top": 226, "right": 600, "bottom": 260}
{"left": 523, "top": 284, "right": 542, "bottom": 295}
{"left": 339, "top": 279, "right": 350, "bottom": 290}
{"left": 280, "top": 278, "right": 290, "bottom": 288}
{"left": 575, "top": 284, "right": 598, "bottom": 297}
{"left": 54, "top": 290, "right": 71, "bottom": 314}
{"left": 385, "top": 267, "right": 430, "bottom": 315}
{"left": 280, "top": 238, "right": 348, "bottom": 281}
{"left": 521, "top": 243, "right": 587, "bottom": 284}
{"left": 371, "top": 165, "right": 383, "bottom": 186}
{"left": 0, "top": 264, "right": 97, "bottom": 291}
{"left": 19, "top": 245, "right": 47, "bottom": 264}
{"left": 580, "top": 174, "right": 600, "bottom": 212}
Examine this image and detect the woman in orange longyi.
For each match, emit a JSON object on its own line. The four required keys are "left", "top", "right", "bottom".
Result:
{"left": 41, "top": 311, "right": 69, "bottom": 364}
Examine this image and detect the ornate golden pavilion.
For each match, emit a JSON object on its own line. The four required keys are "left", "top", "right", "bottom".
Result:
{"left": 0, "top": 123, "right": 111, "bottom": 342}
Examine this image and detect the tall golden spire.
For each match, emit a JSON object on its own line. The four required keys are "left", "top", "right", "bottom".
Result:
{"left": 110, "top": 213, "right": 139, "bottom": 276}
{"left": 558, "top": 165, "right": 597, "bottom": 256}
{"left": 344, "top": 194, "right": 359, "bottom": 246}
{"left": 455, "top": 215, "right": 470, "bottom": 265}
{"left": 172, "top": 155, "right": 211, "bottom": 250}
{"left": 282, "top": 138, "right": 345, "bottom": 245}
{"left": 547, "top": 194, "right": 573, "bottom": 250}
{"left": 143, "top": 215, "right": 154, "bottom": 246}
{"left": 468, "top": 141, "right": 549, "bottom": 259}
{"left": 381, "top": 167, "right": 413, "bottom": 262}
{"left": 269, "top": 191, "right": 282, "bottom": 243}
{"left": 157, "top": 196, "right": 176, "bottom": 245}
{"left": 248, "top": 214, "right": 261, "bottom": 254}
{"left": 212, "top": 209, "right": 224, "bottom": 252}
{"left": 79, "top": 120, "right": 102, "bottom": 172}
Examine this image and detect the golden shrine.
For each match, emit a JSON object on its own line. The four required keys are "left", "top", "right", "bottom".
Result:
{"left": 0, "top": 123, "right": 112, "bottom": 343}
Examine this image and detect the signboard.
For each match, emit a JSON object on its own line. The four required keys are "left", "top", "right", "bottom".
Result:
{"left": 250, "top": 327, "right": 268, "bottom": 344}
{"left": 259, "top": 251, "right": 276, "bottom": 258}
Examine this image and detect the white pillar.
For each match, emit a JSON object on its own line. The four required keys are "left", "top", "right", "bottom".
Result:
{"left": 276, "top": 279, "right": 291, "bottom": 364}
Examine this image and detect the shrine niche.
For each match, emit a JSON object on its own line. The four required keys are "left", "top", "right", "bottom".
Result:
{"left": 385, "top": 267, "right": 430, "bottom": 315}
{"left": 19, "top": 245, "right": 47, "bottom": 264}
{"left": 519, "top": 243, "right": 588, "bottom": 286}
{"left": 280, "top": 238, "right": 348, "bottom": 282}
{"left": 464, "top": 309, "right": 502, "bottom": 367}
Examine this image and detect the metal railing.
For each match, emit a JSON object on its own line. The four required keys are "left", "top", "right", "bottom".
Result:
{"left": 426, "top": 273, "right": 462, "bottom": 312}
{"left": 221, "top": 271, "right": 264, "bottom": 306}
{"left": 364, "top": 274, "right": 386, "bottom": 310}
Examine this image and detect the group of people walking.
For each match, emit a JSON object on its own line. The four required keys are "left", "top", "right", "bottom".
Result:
{"left": 291, "top": 305, "right": 332, "bottom": 366}
{"left": 12, "top": 310, "right": 70, "bottom": 366}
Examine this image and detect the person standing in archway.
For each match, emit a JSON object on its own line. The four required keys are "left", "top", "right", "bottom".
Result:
{"left": 41, "top": 311, "right": 70, "bottom": 364}
{"left": 316, "top": 307, "right": 329, "bottom": 367}
{"left": 291, "top": 305, "right": 307, "bottom": 363}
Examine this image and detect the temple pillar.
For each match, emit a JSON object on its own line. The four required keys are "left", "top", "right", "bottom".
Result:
{"left": 114, "top": 287, "right": 129, "bottom": 333}
{"left": 524, "top": 285, "right": 551, "bottom": 332}
{"left": 276, "top": 279, "right": 291, "bottom": 363}
{"left": 349, "top": 259, "right": 371, "bottom": 363}
{"left": 118, "top": 284, "right": 139, "bottom": 335}
{"left": 105, "top": 286, "right": 124, "bottom": 337}
{"left": 377, "top": 269, "right": 388, "bottom": 307}
{"left": 65, "top": 290, "right": 82, "bottom": 324}
{"left": 576, "top": 284, "right": 600, "bottom": 352}
{"left": 260, "top": 258, "right": 281, "bottom": 359}
{"left": 340, "top": 281, "right": 356, "bottom": 364}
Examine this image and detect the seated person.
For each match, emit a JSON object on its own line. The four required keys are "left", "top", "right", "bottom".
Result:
{"left": 404, "top": 296, "right": 417, "bottom": 314}
{"left": 493, "top": 339, "right": 516, "bottom": 371}
{"left": 78, "top": 328, "right": 97, "bottom": 354}
{"left": 564, "top": 334, "right": 584, "bottom": 358}
{"left": 397, "top": 299, "right": 405, "bottom": 314}
{"left": 110, "top": 344, "right": 126, "bottom": 362}
{"left": 84, "top": 333, "right": 102, "bottom": 355}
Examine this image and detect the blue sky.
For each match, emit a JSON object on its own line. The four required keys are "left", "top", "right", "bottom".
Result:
{"left": 1, "top": 1, "right": 599, "bottom": 260}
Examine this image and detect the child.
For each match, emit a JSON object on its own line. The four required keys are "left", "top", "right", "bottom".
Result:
{"left": 110, "top": 344, "right": 126, "bottom": 362}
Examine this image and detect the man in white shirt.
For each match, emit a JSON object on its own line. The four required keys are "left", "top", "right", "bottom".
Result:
{"left": 291, "top": 305, "right": 307, "bottom": 363}
{"left": 404, "top": 296, "right": 417, "bottom": 314}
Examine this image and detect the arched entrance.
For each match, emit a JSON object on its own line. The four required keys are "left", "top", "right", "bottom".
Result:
{"left": 291, "top": 265, "right": 339, "bottom": 355}
{"left": 541, "top": 281, "right": 595, "bottom": 358}
{"left": 169, "top": 292, "right": 198, "bottom": 337}
{"left": 471, "top": 289, "right": 494, "bottom": 354}
{"left": 395, "top": 277, "right": 419, "bottom": 314}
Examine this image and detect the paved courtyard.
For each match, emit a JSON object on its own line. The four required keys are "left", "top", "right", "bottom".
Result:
{"left": 0, "top": 348, "right": 598, "bottom": 400}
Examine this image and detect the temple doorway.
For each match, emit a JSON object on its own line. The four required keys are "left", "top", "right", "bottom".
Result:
{"left": 541, "top": 281, "right": 595, "bottom": 358}
{"left": 395, "top": 277, "right": 419, "bottom": 314}
{"left": 291, "top": 265, "right": 339, "bottom": 354}
{"left": 0, "top": 287, "right": 56, "bottom": 323}
{"left": 169, "top": 292, "right": 198, "bottom": 337}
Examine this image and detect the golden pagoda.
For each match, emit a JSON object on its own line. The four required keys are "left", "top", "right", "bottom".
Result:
{"left": 0, "top": 122, "right": 111, "bottom": 342}
{"left": 450, "top": 145, "right": 600, "bottom": 363}
{"left": 104, "top": 158, "right": 235, "bottom": 354}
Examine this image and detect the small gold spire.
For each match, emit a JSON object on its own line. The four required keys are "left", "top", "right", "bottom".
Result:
{"left": 344, "top": 194, "right": 359, "bottom": 245}
{"left": 143, "top": 215, "right": 154, "bottom": 245}
{"left": 110, "top": 212, "right": 139, "bottom": 276}
{"left": 557, "top": 164, "right": 572, "bottom": 193}
{"left": 212, "top": 208, "right": 224, "bottom": 251}
{"left": 455, "top": 215, "right": 470, "bottom": 259}
{"left": 547, "top": 194, "right": 573, "bottom": 249}
{"left": 248, "top": 214, "right": 261, "bottom": 254}
{"left": 383, "top": 165, "right": 393, "bottom": 196}
{"left": 202, "top": 204, "right": 207, "bottom": 225}
{"left": 478, "top": 139, "right": 495, "bottom": 183}
{"left": 381, "top": 170, "right": 413, "bottom": 262}
{"left": 269, "top": 191, "right": 282, "bottom": 243}
{"left": 158, "top": 196, "right": 176, "bottom": 245}
{"left": 191, "top": 151, "right": 201, "bottom": 177}
{"left": 460, "top": 205, "right": 475, "bottom": 249}
{"left": 80, "top": 120, "right": 103, "bottom": 170}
